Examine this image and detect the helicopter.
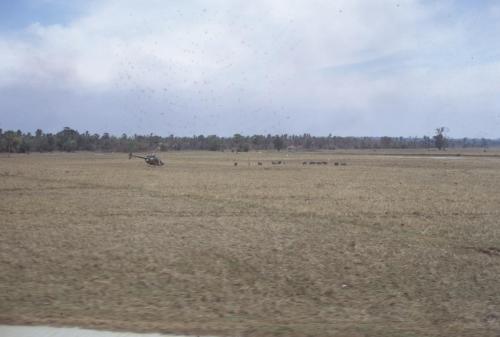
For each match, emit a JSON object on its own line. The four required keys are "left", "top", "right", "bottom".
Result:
{"left": 129, "top": 153, "right": 164, "bottom": 166}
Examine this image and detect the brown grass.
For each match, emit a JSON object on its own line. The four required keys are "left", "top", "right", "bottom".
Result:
{"left": 1, "top": 150, "right": 500, "bottom": 337}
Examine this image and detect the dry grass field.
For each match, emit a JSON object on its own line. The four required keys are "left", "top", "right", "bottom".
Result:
{"left": 1, "top": 150, "right": 500, "bottom": 337}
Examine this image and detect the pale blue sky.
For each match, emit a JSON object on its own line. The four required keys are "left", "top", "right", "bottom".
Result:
{"left": 0, "top": 0, "right": 499, "bottom": 137}
{"left": 0, "top": 1, "right": 84, "bottom": 30}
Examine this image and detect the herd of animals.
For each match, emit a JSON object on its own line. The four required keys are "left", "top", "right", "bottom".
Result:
{"left": 235, "top": 160, "right": 347, "bottom": 166}
{"left": 129, "top": 152, "right": 347, "bottom": 167}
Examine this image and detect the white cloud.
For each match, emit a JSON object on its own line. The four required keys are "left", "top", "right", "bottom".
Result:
{"left": 1, "top": 0, "right": 499, "bottom": 136}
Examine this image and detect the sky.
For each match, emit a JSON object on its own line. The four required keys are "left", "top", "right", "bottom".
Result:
{"left": 0, "top": 0, "right": 499, "bottom": 137}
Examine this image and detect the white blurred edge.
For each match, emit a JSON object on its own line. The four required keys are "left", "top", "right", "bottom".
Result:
{"left": 0, "top": 325, "right": 218, "bottom": 337}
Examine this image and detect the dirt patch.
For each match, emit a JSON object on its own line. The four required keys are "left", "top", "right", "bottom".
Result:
{"left": 464, "top": 246, "right": 500, "bottom": 257}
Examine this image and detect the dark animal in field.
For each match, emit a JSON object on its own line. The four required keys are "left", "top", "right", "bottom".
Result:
{"left": 271, "top": 161, "right": 283, "bottom": 165}
{"left": 258, "top": 162, "right": 263, "bottom": 166}
{"left": 129, "top": 153, "right": 164, "bottom": 166}
{"left": 234, "top": 162, "right": 238, "bottom": 166}
{"left": 334, "top": 162, "right": 339, "bottom": 166}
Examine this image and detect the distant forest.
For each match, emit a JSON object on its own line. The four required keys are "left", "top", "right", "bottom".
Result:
{"left": 0, "top": 127, "right": 498, "bottom": 153}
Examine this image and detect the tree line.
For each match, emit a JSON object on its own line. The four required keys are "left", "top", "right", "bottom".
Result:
{"left": 0, "top": 127, "right": 498, "bottom": 153}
